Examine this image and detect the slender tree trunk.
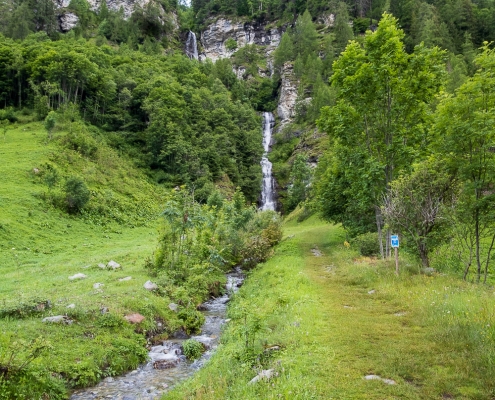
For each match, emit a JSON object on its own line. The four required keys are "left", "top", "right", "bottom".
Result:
{"left": 483, "top": 233, "right": 495, "bottom": 284}
{"left": 375, "top": 206, "right": 384, "bottom": 259}
{"left": 475, "top": 208, "right": 481, "bottom": 283}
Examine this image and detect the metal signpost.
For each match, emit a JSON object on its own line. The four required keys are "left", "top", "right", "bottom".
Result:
{"left": 391, "top": 235, "right": 399, "bottom": 275}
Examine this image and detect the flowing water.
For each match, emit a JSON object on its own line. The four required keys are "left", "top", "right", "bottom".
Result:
{"left": 185, "top": 31, "right": 199, "bottom": 60}
{"left": 260, "top": 112, "right": 276, "bottom": 211}
{"left": 70, "top": 269, "right": 244, "bottom": 400}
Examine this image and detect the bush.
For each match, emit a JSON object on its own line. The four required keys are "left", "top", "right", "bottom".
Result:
{"left": 352, "top": 232, "right": 380, "bottom": 257}
{"left": 182, "top": 339, "right": 204, "bottom": 360}
{"left": 64, "top": 176, "right": 90, "bottom": 213}
{"left": 63, "top": 129, "right": 98, "bottom": 158}
{"left": 0, "top": 107, "right": 17, "bottom": 123}
{"left": 225, "top": 37, "right": 238, "bottom": 51}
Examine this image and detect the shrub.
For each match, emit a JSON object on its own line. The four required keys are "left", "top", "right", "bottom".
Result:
{"left": 64, "top": 176, "right": 90, "bottom": 213}
{"left": 182, "top": 339, "right": 204, "bottom": 360}
{"left": 0, "top": 107, "right": 17, "bottom": 123}
{"left": 63, "top": 129, "right": 98, "bottom": 158}
{"left": 225, "top": 37, "right": 238, "bottom": 51}
{"left": 352, "top": 232, "right": 380, "bottom": 257}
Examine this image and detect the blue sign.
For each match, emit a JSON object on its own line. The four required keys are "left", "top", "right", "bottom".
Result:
{"left": 391, "top": 235, "right": 399, "bottom": 248}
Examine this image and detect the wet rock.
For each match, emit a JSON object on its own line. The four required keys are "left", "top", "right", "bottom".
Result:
{"left": 191, "top": 335, "right": 214, "bottom": 350}
{"left": 151, "top": 352, "right": 180, "bottom": 370}
{"left": 125, "top": 313, "right": 145, "bottom": 324}
{"left": 42, "top": 315, "right": 73, "bottom": 324}
{"left": 93, "top": 282, "right": 104, "bottom": 289}
{"left": 171, "top": 328, "right": 190, "bottom": 339}
{"left": 364, "top": 374, "right": 396, "bottom": 385}
{"left": 69, "top": 273, "right": 87, "bottom": 281}
{"left": 107, "top": 260, "right": 121, "bottom": 270}
{"left": 168, "top": 303, "right": 178, "bottom": 312}
{"left": 248, "top": 369, "right": 276, "bottom": 384}
{"left": 144, "top": 280, "right": 158, "bottom": 291}
{"left": 119, "top": 276, "right": 132, "bottom": 282}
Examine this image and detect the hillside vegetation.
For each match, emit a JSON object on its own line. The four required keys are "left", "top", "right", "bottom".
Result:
{"left": 165, "top": 214, "right": 495, "bottom": 399}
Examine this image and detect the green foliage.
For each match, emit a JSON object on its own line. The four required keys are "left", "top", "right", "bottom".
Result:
{"left": 316, "top": 13, "right": 445, "bottom": 243}
{"left": 433, "top": 45, "right": 495, "bottom": 282}
{"left": 0, "top": 108, "right": 17, "bottom": 123}
{"left": 286, "top": 154, "right": 312, "bottom": 212}
{"left": 182, "top": 339, "right": 205, "bottom": 360}
{"left": 225, "top": 37, "right": 237, "bottom": 51}
{"left": 149, "top": 188, "right": 282, "bottom": 306}
{"left": 382, "top": 159, "right": 455, "bottom": 267}
{"left": 352, "top": 232, "right": 380, "bottom": 257}
{"left": 44, "top": 110, "right": 56, "bottom": 139}
{"left": 64, "top": 176, "right": 90, "bottom": 213}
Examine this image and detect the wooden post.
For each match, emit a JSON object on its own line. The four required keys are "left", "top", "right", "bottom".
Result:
{"left": 395, "top": 247, "right": 399, "bottom": 276}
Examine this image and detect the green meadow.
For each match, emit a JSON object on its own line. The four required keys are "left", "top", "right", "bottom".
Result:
{"left": 0, "top": 122, "right": 183, "bottom": 397}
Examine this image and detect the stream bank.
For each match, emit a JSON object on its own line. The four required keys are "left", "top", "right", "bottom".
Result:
{"left": 70, "top": 269, "right": 244, "bottom": 400}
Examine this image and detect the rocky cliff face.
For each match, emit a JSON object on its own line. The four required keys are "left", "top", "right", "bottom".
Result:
{"left": 277, "top": 62, "right": 298, "bottom": 130}
{"left": 54, "top": 0, "right": 177, "bottom": 32}
{"left": 199, "top": 18, "right": 282, "bottom": 66}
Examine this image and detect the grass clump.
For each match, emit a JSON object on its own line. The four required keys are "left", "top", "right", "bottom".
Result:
{"left": 183, "top": 339, "right": 205, "bottom": 360}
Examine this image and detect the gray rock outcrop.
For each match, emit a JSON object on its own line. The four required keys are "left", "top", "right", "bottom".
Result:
{"left": 199, "top": 18, "right": 282, "bottom": 66}
{"left": 58, "top": 12, "right": 79, "bottom": 32}
{"left": 277, "top": 62, "right": 298, "bottom": 130}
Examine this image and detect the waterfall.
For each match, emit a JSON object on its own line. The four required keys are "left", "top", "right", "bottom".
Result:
{"left": 260, "top": 112, "right": 276, "bottom": 211}
{"left": 185, "top": 31, "right": 199, "bottom": 60}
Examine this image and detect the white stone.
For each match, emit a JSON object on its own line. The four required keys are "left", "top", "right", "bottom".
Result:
{"left": 69, "top": 273, "right": 87, "bottom": 281}
{"left": 144, "top": 280, "right": 158, "bottom": 291}
{"left": 364, "top": 375, "right": 396, "bottom": 385}
{"left": 42, "top": 315, "right": 72, "bottom": 324}
{"left": 118, "top": 276, "right": 132, "bottom": 282}
{"left": 93, "top": 282, "right": 104, "bottom": 289}
{"left": 107, "top": 260, "right": 121, "bottom": 270}
{"left": 66, "top": 303, "right": 76, "bottom": 309}
{"left": 168, "top": 303, "right": 178, "bottom": 312}
{"left": 248, "top": 369, "right": 275, "bottom": 384}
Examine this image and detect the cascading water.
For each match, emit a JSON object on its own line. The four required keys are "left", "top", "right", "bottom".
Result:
{"left": 185, "top": 31, "right": 199, "bottom": 60}
{"left": 260, "top": 112, "right": 276, "bottom": 211}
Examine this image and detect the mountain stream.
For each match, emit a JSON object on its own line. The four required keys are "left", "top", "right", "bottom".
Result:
{"left": 70, "top": 269, "right": 244, "bottom": 400}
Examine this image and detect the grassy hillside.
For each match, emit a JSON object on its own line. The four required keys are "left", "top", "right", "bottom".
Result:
{"left": 164, "top": 213, "right": 495, "bottom": 399}
{"left": 0, "top": 122, "right": 190, "bottom": 397}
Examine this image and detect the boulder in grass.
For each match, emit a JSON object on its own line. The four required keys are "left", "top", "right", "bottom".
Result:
{"left": 144, "top": 280, "right": 158, "bottom": 291}
{"left": 118, "top": 276, "right": 132, "bottom": 282}
{"left": 107, "top": 260, "right": 121, "bottom": 270}
{"left": 248, "top": 369, "right": 276, "bottom": 384}
{"left": 93, "top": 283, "right": 104, "bottom": 289}
{"left": 69, "top": 273, "right": 87, "bottom": 281}
{"left": 125, "top": 313, "right": 145, "bottom": 324}
{"left": 168, "top": 303, "right": 178, "bottom": 312}
{"left": 42, "top": 315, "right": 73, "bottom": 324}
{"left": 98, "top": 263, "right": 107, "bottom": 269}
